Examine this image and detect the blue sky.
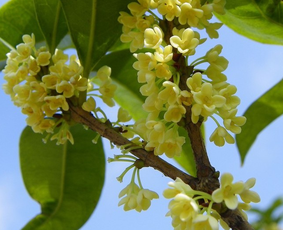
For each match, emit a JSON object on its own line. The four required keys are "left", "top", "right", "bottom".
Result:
{"left": 1, "top": 0, "right": 283, "bottom": 229}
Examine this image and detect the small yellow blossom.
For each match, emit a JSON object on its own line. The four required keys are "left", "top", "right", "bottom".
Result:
{"left": 158, "top": 81, "right": 180, "bottom": 105}
{"left": 117, "top": 107, "right": 132, "bottom": 122}
{"left": 118, "top": 11, "right": 137, "bottom": 29}
{"left": 155, "top": 128, "right": 185, "bottom": 157}
{"left": 44, "top": 95, "right": 69, "bottom": 111}
{"left": 144, "top": 25, "right": 164, "bottom": 49}
{"left": 186, "top": 72, "right": 202, "bottom": 93}
{"left": 221, "top": 109, "right": 247, "bottom": 134}
{"left": 164, "top": 104, "right": 186, "bottom": 123}
{"left": 154, "top": 45, "right": 173, "bottom": 63}
{"left": 82, "top": 97, "right": 96, "bottom": 112}
{"left": 96, "top": 65, "right": 111, "bottom": 82}
{"left": 137, "top": 189, "right": 159, "bottom": 211}
{"left": 179, "top": 2, "right": 203, "bottom": 27}
{"left": 36, "top": 51, "right": 51, "bottom": 66}
{"left": 56, "top": 80, "right": 75, "bottom": 98}
{"left": 155, "top": 63, "right": 172, "bottom": 80}
{"left": 16, "top": 44, "right": 31, "bottom": 62}
{"left": 212, "top": 173, "right": 244, "bottom": 210}
{"left": 192, "top": 214, "right": 219, "bottom": 230}
{"left": 170, "top": 28, "right": 199, "bottom": 55}
{"left": 239, "top": 178, "right": 260, "bottom": 203}
{"left": 158, "top": 0, "right": 181, "bottom": 21}
{"left": 133, "top": 52, "right": 157, "bottom": 71}
{"left": 209, "top": 126, "right": 235, "bottom": 146}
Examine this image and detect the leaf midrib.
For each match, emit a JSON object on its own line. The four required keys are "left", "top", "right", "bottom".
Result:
{"left": 40, "top": 141, "right": 68, "bottom": 228}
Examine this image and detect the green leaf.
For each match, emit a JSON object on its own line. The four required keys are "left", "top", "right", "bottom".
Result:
{"left": 59, "top": 0, "right": 132, "bottom": 77}
{"left": 20, "top": 124, "right": 105, "bottom": 230}
{"left": 215, "top": 0, "right": 283, "bottom": 45}
{"left": 236, "top": 79, "right": 283, "bottom": 164}
{"left": 174, "top": 127, "right": 197, "bottom": 177}
{"left": 94, "top": 49, "right": 148, "bottom": 121}
{"left": 33, "top": 0, "right": 68, "bottom": 54}
{"left": 0, "top": 0, "right": 44, "bottom": 68}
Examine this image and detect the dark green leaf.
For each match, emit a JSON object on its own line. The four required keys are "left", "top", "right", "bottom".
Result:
{"left": 33, "top": 0, "right": 68, "bottom": 54}
{"left": 59, "top": 0, "right": 132, "bottom": 77}
{"left": 20, "top": 124, "right": 105, "bottom": 230}
{"left": 236, "top": 79, "right": 283, "bottom": 164}
{"left": 94, "top": 49, "right": 148, "bottom": 121}
{"left": 216, "top": 0, "right": 283, "bottom": 45}
{"left": 174, "top": 127, "right": 197, "bottom": 177}
{"left": 0, "top": 0, "right": 44, "bottom": 68}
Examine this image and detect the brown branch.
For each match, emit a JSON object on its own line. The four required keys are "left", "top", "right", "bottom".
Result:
{"left": 69, "top": 103, "right": 254, "bottom": 230}
{"left": 69, "top": 103, "right": 198, "bottom": 188}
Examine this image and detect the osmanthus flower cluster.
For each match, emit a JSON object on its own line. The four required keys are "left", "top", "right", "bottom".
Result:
{"left": 163, "top": 174, "right": 260, "bottom": 230}
{"left": 2, "top": 34, "right": 116, "bottom": 144}
{"left": 118, "top": 0, "right": 247, "bottom": 155}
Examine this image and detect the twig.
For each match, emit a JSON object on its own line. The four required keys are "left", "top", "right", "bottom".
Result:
{"left": 69, "top": 102, "right": 254, "bottom": 230}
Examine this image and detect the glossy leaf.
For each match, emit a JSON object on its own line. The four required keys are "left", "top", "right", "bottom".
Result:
{"left": 0, "top": 0, "right": 44, "bottom": 68}
{"left": 33, "top": 0, "right": 68, "bottom": 54}
{"left": 215, "top": 0, "right": 283, "bottom": 45}
{"left": 59, "top": 0, "right": 132, "bottom": 77}
{"left": 20, "top": 124, "right": 105, "bottom": 230}
{"left": 174, "top": 127, "right": 197, "bottom": 177}
{"left": 94, "top": 49, "right": 148, "bottom": 121}
{"left": 236, "top": 79, "right": 283, "bottom": 164}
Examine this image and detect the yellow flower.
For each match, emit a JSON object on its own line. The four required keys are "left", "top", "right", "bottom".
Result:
{"left": 212, "top": 173, "right": 244, "bottom": 210}
{"left": 154, "top": 45, "right": 173, "bottom": 63}
{"left": 133, "top": 52, "right": 157, "bottom": 71}
{"left": 118, "top": 11, "right": 137, "bottom": 29}
{"left": 82, "top": 97, "right": 96, "bottom": 112}
{"left": 170, "top": 28, "right": 199, "bottom": 55}
{"left": 209, "top": 126, "right": 235, "bottom": 146}
{"left": 158, "top": 0, "right": 181, "bottom": 21}
{"left": 186, "top": 72, "right": 202, "bottom": 93}
{"left": 158, "top": 81, "right": 180, "bottom": 105}
{"left": 120, "top": 31, "right": 144, "bottom": 52}
{"left": 155, "top": 128, "right": 185, "bottom": 157}
{"left": 144, "top": 25, "right": 164, "bottom": 49}
{"left": 56, "top": 80, "right": 75, "bottom": 98}
{"left": 179, "top": 2, "right": 203, "bottom": 27}
{"left": 36, "top": 51, "right": 51, "bottom": 66}
{"left": 164, "top": 104, "right": 186, "bottom": 123}
{"left": 137, "top": 189, "right": 159, "bottom": 211}
{"left": 167, "top": 193, "right": 199, "bottom": 222}
{"left": 191, "top": 83, "right": 226, "bottom": 123}
{"left": 44, "top": 95, "right": 69, "bottom": 111}
{"left": 192, "top": 214, "right": 219, "bottom": 230}
{"left": 16, "top": 44, "right": 31, "bottom": 63}
{"left": 117, "top": 107, "right": 132, "bottom": 122}
{"left": 155, "top": 63, "right": 172, "bottom": 80}
{"left": 222, "top": 109, "right": 247, "bottom": 134}
{"left": 239, "top": 178, "right": 260, "bottom": 203}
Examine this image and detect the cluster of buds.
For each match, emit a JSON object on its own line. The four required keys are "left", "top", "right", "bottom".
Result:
{"left": 2, "top": 35, "right": 116, "bottom": 144}
{"left": 164, "top": 174, "right": 260, "bottom": 230}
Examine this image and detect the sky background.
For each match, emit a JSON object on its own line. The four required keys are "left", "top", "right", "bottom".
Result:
{"left": 1, "top": 0, "right": 283, "bottom": 229}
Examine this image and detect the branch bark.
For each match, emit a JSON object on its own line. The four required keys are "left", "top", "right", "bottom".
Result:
{"left": 69, "top": 103, "right": 254, "bottom": 230}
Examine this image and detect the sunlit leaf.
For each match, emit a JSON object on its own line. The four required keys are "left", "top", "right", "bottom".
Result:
{"left": 59, "top": 0, "right": 132, "bottom": 77}
{"left": 33, "top": 0, "right": 68, "bottom": 54}
{"left": 236, "top": 79, "right": 283, "bottom": 164}
{"left": 216, "top": 0, "right": 283, "bottom": 45}
{"left": 20, "top": 124, "right": 105, "bottom": 230}
{"left": 0, "top": 0, "right": 44, "bottom": 68}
